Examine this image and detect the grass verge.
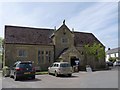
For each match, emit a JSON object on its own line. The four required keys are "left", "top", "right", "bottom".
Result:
{"left": 35, "top": 71, "right": 48, "bottom": 75}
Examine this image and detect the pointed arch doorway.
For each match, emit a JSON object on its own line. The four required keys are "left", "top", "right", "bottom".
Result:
{"left": 70, "top": 56, "right": 80, "bottom": 67}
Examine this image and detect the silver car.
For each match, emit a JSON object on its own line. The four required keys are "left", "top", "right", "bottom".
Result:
{"left": 114, "top": 61, "right": 120, "bottom": 66}
{"left": 48, "top": 62, "right": 73, "bottom": 77}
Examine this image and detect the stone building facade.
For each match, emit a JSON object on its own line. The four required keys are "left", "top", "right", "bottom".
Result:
{"left": 4, "top": 21, "right": 105, "bottom": 70}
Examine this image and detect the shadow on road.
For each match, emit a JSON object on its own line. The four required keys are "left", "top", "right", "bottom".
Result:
{"left": 58, "top": 75, "right": 79, "bottom": 78}
{"left": 19, "top": 78, "right": 41, "bottom": 82}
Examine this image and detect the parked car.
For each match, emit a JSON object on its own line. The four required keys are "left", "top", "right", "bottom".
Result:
{"left": 113, "top": 61, "right": 120, "bottom": 66}
{"left": 48, "top": 62, "right": 73, "bottom": 77}
{"left": 106, "top": 61, "right": 113, "bottom": 66}
{"left": 10, "top": 61, "right": 35, "bottom": 81}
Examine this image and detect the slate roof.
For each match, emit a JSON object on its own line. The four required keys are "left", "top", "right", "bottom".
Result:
{"left": 5, "top": 25, "right": 104, "bottom": 46}
{"left": 106, "top": 47, "right": 120, "bottom": 54}
{"left": 5, "top": 25, "right": 54, "bottom": 45}
{"left": 74, "top": 32, "right": 103, "bottom": 46}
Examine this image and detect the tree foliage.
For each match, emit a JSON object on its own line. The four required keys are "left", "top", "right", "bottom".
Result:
{"left": 108, "top": 57, "right": 117, "bottom": 62}
{"left": 84, "top": 43, "right": 105, "bottom": 60}
{"left": 0, "top": 37, "right": 3, "bottom": 48}
{"left": 0, "top": 37, "right": 3, "bottom": 63}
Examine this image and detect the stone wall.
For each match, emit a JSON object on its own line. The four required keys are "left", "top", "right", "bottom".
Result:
{"left": 4, "top": 44, "right": 54, "bottom": 70}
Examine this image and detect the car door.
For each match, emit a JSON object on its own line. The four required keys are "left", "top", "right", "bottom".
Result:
{"left": 54, "top": 64, "right": 59, "bottom": 72}
{"left": 49, "top": 64, "right": 54, "bottom": 74}
{"left": 51, "top": 64, "right": 57, "bottom": 74}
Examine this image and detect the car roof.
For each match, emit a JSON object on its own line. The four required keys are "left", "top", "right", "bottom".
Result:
{"left": 53, "top": 62, "right": 69, "bottom": 64}
{"left": 15, "top": 61, "right": 32, "bottom": 64}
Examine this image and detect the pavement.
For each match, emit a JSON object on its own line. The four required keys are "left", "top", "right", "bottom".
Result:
{"left": 0, "top": 70, "right": 2, "bottom": 90}
{"left": 2, "top": 67, "right": 119, "bottom": 88}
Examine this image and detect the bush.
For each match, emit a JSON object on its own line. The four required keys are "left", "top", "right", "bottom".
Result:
{"left": 2, "top": 66, "right": 10, "bottom": 77}
{"left": 108, "top": 57, "right": 116, "bottom": 63}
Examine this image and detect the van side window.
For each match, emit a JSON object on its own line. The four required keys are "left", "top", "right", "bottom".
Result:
{"left": 53, "top": 64, "right": 59, "bottom": 67}
{"left": 56, "top": 64, "right": 59, "bottom": 67}
{"left": 53, "top": 64, "right": 56, "bottom": 67}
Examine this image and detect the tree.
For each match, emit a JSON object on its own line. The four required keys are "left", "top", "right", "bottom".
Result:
{"left": 0, "top": 37, "right": 3, "bottom": 48}
{"left": 108, "top": 57, "right": 117, "bottom": 63}
{"left": 0, "top": 37, "right": 3, "bottom": 64}
{"left": 84, "top": 43, "right": 105, "bottom": 69}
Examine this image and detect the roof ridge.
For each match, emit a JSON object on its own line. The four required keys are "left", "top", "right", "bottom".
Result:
{"left": 5, "top": 25, "right": 54, "bottom": 31}
{"left": 74, "top": 31, "right": 92, "bottom": 34}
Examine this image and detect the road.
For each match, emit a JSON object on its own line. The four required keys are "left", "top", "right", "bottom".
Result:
{"left": 2, "top": 67, "right": 119, "bottom": 88}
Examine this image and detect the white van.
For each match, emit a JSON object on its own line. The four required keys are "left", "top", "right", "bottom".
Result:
{"left": 48, "top": 62, "right": 73, "bottom": 77}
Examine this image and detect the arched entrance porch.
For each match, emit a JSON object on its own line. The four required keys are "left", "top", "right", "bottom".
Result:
{"left": 70, "top": 56, "right": 80, "bottom": 67}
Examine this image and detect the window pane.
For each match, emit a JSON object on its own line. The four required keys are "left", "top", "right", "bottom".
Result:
{"left": 18, "top": 49, "right": 27, "bottom": 57}
{"left": 46, "top": 51, "right": 48, "bottom": 55}
{"left": 61, "top": 38, "right": 68, "bottom": 43}
{"left": 41, "top": 56, "right": 44, "bottom": 63}
{"left": 38, "top": 50, "right": 40, "bottom": 64}
{"left": 49, "top": 51, "right": 51, "bottom": 62}
{"left": 41, "top": 51, "right": 44, "bottom": 55}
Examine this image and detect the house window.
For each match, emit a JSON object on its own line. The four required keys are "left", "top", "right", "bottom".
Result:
{"left": 38, "top": 50, "right": 44, "bottom": 64}
{"left": 49, "top": 51, "right": 51, "bottom": 62}
{"left": 46, "top": 51, "right": 49, "bottom": 62}
{"left": 18, "top": 49, "right": 27, "bottom": 57}
{"left": 38, "top": 50, "right": 40, "bottom": 64}
{"left": 41, "top": 51, "right": 44, "bottom": 63}
{"left": 114, "top": 53, "right": 116, "bottom": 57}
{"left": 46, "top": 51, "right": 51, "bottom": 63}
{"left": 61, "top": 38, "right": 68, "bottom": 44}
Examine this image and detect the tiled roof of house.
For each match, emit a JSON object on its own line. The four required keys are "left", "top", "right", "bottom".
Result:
{"left": 106, "top": 47, "right": 120, "bottom": 54}
{"left": 74, "top": 32, "right": 104, "bottom": 46}
{"left": 5, "top": 25, "right": 104, "bottom": 46}
{"left": 5, "top": 25, "right": 54, "bottom": 45}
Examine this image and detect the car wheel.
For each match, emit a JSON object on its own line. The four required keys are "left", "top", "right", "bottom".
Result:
{"left": 48, "top": 70, "right": 51, "bottom": 75}
{"left": 55, "top": 71, "right": 58, "bottom": 77}
{"left": 31, "top": 75, "right": 35, "bottom": 79}
{"left": 9, "top": 72, "right": 11, "bottom": 78}
{"left": 10, "top": 74, "right": 13, "bottom": 78}
{"left": 14, "top": 73, "right": 18, "bottom": 81}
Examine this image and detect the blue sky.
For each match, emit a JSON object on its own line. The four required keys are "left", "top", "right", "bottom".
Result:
{"left": 0, "top": 1, "right": 118, "bottom": 50}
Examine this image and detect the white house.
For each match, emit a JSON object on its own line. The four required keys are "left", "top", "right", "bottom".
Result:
{"left": 106, "top": 47, "right": 120, "bottom": 61}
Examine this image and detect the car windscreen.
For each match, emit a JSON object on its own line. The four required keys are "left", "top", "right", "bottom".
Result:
{"left": 60, "top": 63, "right": 70, "bottom": 67}
{"left": 17, "top": 63, "right": 32, "bottom": 68}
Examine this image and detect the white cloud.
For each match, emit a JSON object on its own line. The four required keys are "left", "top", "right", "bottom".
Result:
{"left": 0, "top": 0, "right": 119, "bottom": 2}
{"left": 1, "top": 2, "right": 118, "bottom": 49}
{"left": 66, "top": 2, "right": 118, "bottom": 49}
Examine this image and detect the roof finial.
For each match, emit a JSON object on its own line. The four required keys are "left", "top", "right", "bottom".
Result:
{"left": 63, "top": 19, "right": 65, "bottom": 25}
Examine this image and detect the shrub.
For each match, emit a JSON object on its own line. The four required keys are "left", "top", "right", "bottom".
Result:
{"left": 108, "top": 57, "right": 116, "bottom": 62}
{"left": 2, "top": 66, "right": 10, "bottom": 77}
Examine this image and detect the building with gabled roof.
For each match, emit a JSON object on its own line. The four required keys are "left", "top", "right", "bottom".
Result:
{"left": 106, "top": 47, "right": 120, "bottom": 61}
{"left": 4, "top": 21, "right": 105, "bottom": 71}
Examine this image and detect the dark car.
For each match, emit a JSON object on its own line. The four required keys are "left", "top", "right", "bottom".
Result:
{"left": 10, "top": 61, "right": 35, "bottom": 81}
{"left": 106, "top": 61, "right": 113, "bottom": 67}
